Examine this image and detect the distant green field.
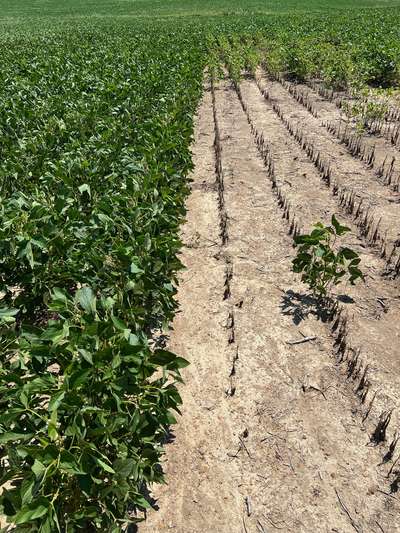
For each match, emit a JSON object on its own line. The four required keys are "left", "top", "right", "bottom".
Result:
{"left": 0, "top": 0, "right": 400, "bottom": 19}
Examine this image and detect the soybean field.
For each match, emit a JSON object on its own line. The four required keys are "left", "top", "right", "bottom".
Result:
{"left": 0, "top": 2, "right": 400, "bottom": 532}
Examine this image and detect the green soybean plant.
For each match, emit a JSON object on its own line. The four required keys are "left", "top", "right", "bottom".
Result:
{"left": 0, "top": 288, "right": 189, "bottom": 532}
{"left": 292, "top": 215, "right": 364, "bottom": 298}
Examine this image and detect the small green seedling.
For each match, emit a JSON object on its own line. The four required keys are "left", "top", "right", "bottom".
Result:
{"left": 292, "top": 215, "right": 364, "bottom": 298}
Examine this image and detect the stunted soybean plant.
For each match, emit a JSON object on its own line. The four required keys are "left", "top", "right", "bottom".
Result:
{"left": 292, "top": 215, "right": 364, "bottom": 299}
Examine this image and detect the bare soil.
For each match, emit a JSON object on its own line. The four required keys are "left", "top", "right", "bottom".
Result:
{"left": 139, "top": 77, "right": 400, "bottom": 533}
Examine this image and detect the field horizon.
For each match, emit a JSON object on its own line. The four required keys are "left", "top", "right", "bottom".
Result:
{"left": 1, "top": 0, "right": 400, "bottom": 20}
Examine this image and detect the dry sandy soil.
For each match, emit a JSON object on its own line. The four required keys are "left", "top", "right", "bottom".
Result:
{"left": 138, "top": 74, "right": 400, "bottom": 533}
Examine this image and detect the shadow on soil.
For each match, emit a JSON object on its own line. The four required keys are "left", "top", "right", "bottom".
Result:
{"left": 280, "top": 289, "right": 354, "bottom": 324}
{"left": 129, "top": 483, "right": 160, "bottom": 532}
{"left": 129, "top": 429, "right": 176, "bottom": 530}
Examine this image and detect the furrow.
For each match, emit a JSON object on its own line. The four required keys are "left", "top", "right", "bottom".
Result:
{"left": 211, "top": 77, "right": 229, "bottom": 246}
{"left": 309, "top": 79, "right": 400, "bottom": 126}
{"left": 213, "top": 78, "right": 400, "bottom": 532}
{"left": 255, "top": 72, "right": 400, "bottom": 277}
{"left": 281, "top": 78, "right": 400, "bottom": 192}
{"left": 211, "top": 77, "right": 239, "bottom": 397}
{"left": 237, "top": 77, "right": 400, "bottom": 469}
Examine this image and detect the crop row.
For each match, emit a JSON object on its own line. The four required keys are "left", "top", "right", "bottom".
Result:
{"left": 0, "top": 22, "right": 204, "bottom": 532}
{"left": 209, "top": 9, "right": 400, "bottom": 118}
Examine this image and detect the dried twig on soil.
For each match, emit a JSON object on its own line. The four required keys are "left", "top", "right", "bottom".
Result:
{"left": 301, "top": 383, "right": 328, "bottom": 400}
{"left": 239, "top": 435, "right": 253, "bottom": 459}
{"left": 227, "top": 447, "right": 241, "bottom": 459}
{"left": 256, "top": 520, "right": 268, "bottom": 533}
{"left": 377, "top": 298, "right": 389, "bottom": 312}
{"left": 335, "top": 488, "right": 363, "bottom": 533}
{"left": 377, "top": 489, "right": 400, "bottom": 501}
{"left": 228, "top": 432, "right": 253, "bottom": 460}
{"left": 261, "top": 431, "right": 286, "bottom": 443}
{"left": 263, "top": 513, "right": 286, "bottom": 530}
{"left": 286, "top": 335, "right": 316, "bottom": 345}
